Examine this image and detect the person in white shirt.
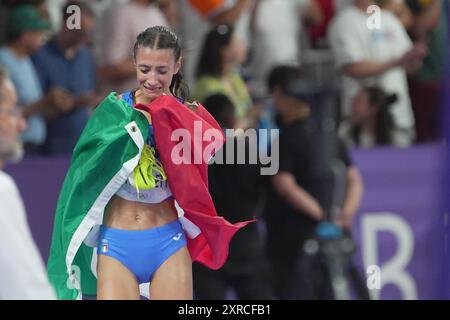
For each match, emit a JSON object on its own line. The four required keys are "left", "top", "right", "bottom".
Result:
{"left": 98, "top": 0, "right": 169, "bottom": 94}
{"left": 328, "top": 0, "right": 427, "bottom": 147}
{"left": 248, "top": 0, "right": 323, "bottom": 98}
{"left": 0, "top": 66, "right": 56, "bottom": 300}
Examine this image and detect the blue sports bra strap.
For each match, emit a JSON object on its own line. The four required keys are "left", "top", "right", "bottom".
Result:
{"left": 121, "top": 91, "right": 134, "bottom": 106}
{"left": 122, "top": 91, "right": 184, "bottom": 107}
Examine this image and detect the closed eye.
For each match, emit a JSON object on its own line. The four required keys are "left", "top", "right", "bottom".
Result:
{"left": 157, "top": 68, "right": 168, "bottom": 75}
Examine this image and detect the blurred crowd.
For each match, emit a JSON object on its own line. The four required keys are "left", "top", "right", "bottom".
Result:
{"left": 0, "top": 0, "right": 447, "bottom": 155}
{"left": 0, "top": 0, "right": 448, "bottom": 300}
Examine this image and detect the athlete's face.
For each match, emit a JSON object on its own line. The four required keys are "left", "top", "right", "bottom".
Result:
{"left": 135, "top": 46, "right": 181, "bottom": 103}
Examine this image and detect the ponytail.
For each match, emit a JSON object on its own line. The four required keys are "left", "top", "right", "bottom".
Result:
{"left": 170, "top": 72, "right": 189, "bottom": 101}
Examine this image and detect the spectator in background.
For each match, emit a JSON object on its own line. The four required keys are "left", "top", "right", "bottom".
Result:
{"left": 43, "top": 0, "right": 73, "bottom": 33}
{"left": 0, "top": 0, "right": 50, "bottom": 44}
{"left": 263, "top": 66, "right": 363, "bottom": 299}
{"left": 307, "top": 0, "right": 336, "bottom": 48}
{"left": 248, "top": 0, "right": 323, "bottom": 97}
{"left": 377, "top": 0, "right": 415, "bottom": 29}
{"left": 98, "top": 0, "right": 169, "bottom": 94}
{"left": 193, "top": 93, "right": 273, "bottom": 300}
{"left": 349, "top": 86, "right": 397, "bottom": 147}
{"left": 179, "top": 0, "right": 255, "bottom": 88}
{"left": 405, "top": 0, "right": 448, "bottom": 142}
{"left": 31, "top": 1, "right": 99, "bottom": 155}
{"left": 0, "top": 66, "right": 56, "bottom": 299}
{"left": 194, "top": 24, "right": 257, "bottom": 129}
{"left": 0, "top": 4, "right": 55, "bottom": 155}
{"left": 158, "top": 0, "right": 180, "bottom": 28}
{"left": 45, "top": 0, "right": 127, "bottom": 34}
{"left": 328, "top": 0, "right": 427, "bottom": 147}
{"left": 188, "top": 0, "right": 255, "bottom": 47}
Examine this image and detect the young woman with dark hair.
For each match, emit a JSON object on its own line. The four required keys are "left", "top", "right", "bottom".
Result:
{"left": 194, "top": 24, "right": 256, "bottom": 129}
{"left": 47, "top": 26, "right": 251, "bottom": 300}
{"left": 351, "top": 86, "right": 397, "bottom": 147}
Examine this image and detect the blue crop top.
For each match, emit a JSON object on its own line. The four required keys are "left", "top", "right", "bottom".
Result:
{"left": 116, "top": 91, "right": 172, "bottom": 204}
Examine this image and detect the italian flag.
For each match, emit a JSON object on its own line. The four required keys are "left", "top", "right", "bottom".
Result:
{"left": 47, "top": 93, "right": 253, "bottom": 299}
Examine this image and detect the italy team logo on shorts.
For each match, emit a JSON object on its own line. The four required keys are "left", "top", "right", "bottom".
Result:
{"left": 101, "top": 239, "right": 108, "bottom": 253}
{"left": 172, "top": 233, "right": 183, "bottom": 241}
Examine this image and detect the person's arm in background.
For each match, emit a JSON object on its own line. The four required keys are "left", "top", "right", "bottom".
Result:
{"left": 21, "top": 88, "right": 76, "bottom": 120}
{"left": 30, "top": 52, "right": 77, "bottom": 119}
{"left": 302, "top": 0, "right": 323, "bottom": 27}
{"left": 342, "top": 59, "right": 403, "bottom": 78}
{"left": 341, "top": 41, "right": 427, "bottom": 78}
{"left": 328, "top": 14, "right": 397, "bottom": 79}
{"left": 334, "top": 166, "right": 363, "bottom": 231}
{"left": 271, "top": 172, "right": 324, "bottom": 221}
{"left": 250, "top": 0, "right": 322, "bottom": 35}
{"left": 99, "top": 60, "right": 135, "bottom": 83}
{"left": 383, "top": 0, "right": 415, "bottom": 30}
{"left": 98, "top": 6, "right": 141, "bottom": 84}
{"left": 72, "top": 50, "right": 102, "bottom": 110}
{"left": 328, "top": 9, "right": 427, "bottom": 79}
{"left": 98, "top": 60, "right": 135, "bottom": 86}
{"left": 411, "top": 0, "right": 441, "bottom": 39}
{"left": 23, "top": 52, "right": 56, "bottom": 119}
{"left": 190, "top": 0, "right": 254, "bottom": 25}
{"left": 211, "top": 0, "right": 254, "bottom": 24}
{"left": 158, "top": 0, "right": 180, "bottom": 27}
{"left": 270, "top": 133, "right": 323, "bottom": 221}
{"left": 333, "top": 140, "right": 363, "bottom": 231}
{"left": 0, "top": 175, "right": 56, "bottom": 299}
{"left": 20, "top": 94, "right": 49, "bottom": 119}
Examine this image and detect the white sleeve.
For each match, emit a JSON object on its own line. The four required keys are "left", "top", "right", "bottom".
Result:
{"left": 101, "top": 6, "right": 134, "bottom": 65}
{"left": 328, "top": 15, "right": 367, "bottom": 68}
{"left": 0, "top": 175, "right": 56, "bottom": 300}
{"left": 386, "top": 11, "right": 413, "bottom": 55}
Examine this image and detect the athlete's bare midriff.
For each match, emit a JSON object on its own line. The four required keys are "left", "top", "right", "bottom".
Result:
{"left": 103, "top": 195, "right": 178, "bottom": 230}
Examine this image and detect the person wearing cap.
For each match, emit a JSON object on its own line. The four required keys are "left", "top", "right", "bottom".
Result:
{"left": 31, "top": 1, "right": 99, "bottom": 155}
{"left": 262, "top": 65, "right": 363, "bottom": 299}
{"left": 0, "top": 4, "right": 70, "bottom": 155}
